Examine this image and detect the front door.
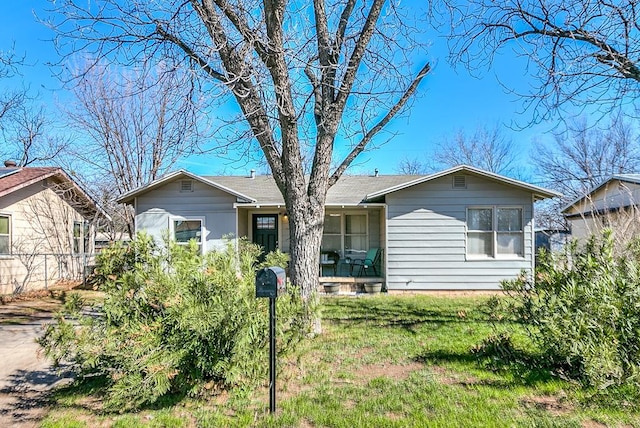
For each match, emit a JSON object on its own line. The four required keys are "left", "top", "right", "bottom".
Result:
{"left": 252, "top": 214, "right": 278, "bottom": 257}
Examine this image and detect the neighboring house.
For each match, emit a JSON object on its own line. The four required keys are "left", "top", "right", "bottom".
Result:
{"left": 117, "top": 165, "right": 559, "bottom": 291}
{"left": 562, "top": 174, "right": 640, "bottom": 242}
{"left": 534, "top": 228, "right": 571, "bottom": 255}
{"left": 0, "top": 161, "right": 107, "bottom": 294}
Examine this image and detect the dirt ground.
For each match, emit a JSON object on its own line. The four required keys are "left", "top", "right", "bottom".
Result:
{"left": 0, "top": 292, "right": 72, "bottom": 428}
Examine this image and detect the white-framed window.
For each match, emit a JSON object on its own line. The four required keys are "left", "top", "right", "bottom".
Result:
{"left": 0, "top": 214, "right": 11, "bottom": 255}
{"left": 321, "top": 212, "right": 369, "bottom": 259}
{"left": 466, "top": 207, "right": 524, "bottom": 258}
{"left": 73, "top": 221, "right": 83, "bottom": 254}
{"left": 171, "top": 217, "right": 204, "bottom": 253}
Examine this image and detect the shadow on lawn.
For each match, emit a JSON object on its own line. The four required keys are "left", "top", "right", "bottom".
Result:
{"left": 322, "top": 296, "right": 506, "bottom": 332}
{"left": 416, "top": 346, "right": 557, "bottom": 387}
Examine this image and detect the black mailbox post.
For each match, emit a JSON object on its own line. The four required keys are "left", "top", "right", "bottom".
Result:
{"left": 255, "top": 266, "right": 286, "bottom": 414}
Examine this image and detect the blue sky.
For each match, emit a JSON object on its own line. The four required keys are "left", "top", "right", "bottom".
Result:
{"left": 2, "top": 2, "right": 557, "bottom": 178}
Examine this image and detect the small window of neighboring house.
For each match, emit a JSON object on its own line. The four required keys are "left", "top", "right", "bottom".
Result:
{"left": 467, "top": 207, "right": 524, "bottom": 258}
{"left": 173, "top": 219, "right": 203, "bottom": 253}
{"left": 73, "top": 221, "right": 83, "bottom": 254}
{"left": 0, "top": 214, "right": 11, "bottom": 255}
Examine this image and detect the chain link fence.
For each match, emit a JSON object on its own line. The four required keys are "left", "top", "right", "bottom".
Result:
{"left": 0, "top": 253, "right": 96, "bottom": 295}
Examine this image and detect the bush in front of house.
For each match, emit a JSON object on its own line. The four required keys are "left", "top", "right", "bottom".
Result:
{"left": 499, "top": 230, "right": 640, "bottom": 394}
{"left": 38, "top": 233, "right": 311, "bottom": 411}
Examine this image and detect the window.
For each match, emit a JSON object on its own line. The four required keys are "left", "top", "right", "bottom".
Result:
{"left": 344, "top": 214, "right": 367, "bottom": 258}
{"left": 255, "top": 216, "right": 276, "bottom": 230}
{"left": 180, "top": 180, "right": 194, "bottom": 192}
{"left": 321, "top": 212, "right": 368, "bottom": 258}
{"left": 173, "top": 219, "right": 203, "bottom": 253}
{"left": 0, "top": 214, "right": 10, "bottom": 255}
{"left": 467, "top": 207, "right": 523, "bottom": 258}
{"left": 73, "top": 221, "right": 82, "bottom": 254}
{"left": 322, "top": 214, "right": 342, "bottom": 252}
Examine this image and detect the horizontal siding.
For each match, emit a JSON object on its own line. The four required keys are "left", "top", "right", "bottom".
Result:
{"left": 386, "top": 174, "right": 534, "bottom": 290}
{"left": 136, "top": 179, "right": 237, "bottom": 251}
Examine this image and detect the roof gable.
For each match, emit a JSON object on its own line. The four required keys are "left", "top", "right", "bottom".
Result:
{"left": 365, "top": 165, "right": 561, "bottom": 201}
{"left": 116, "top": 170, "right": 256, "bottom": 204}
{"left": 562, "top": 174, "right": 640, "bottom": 214}
{"left": 0, "top": 167, "right": 109, "bottom": 221}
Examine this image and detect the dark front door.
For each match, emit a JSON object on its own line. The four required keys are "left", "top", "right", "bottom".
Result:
{"left": 253, "top": 214, "right": 278, "bottom": 257}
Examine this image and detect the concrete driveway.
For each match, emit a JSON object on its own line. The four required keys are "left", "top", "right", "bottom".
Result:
{"left": 0, "top": 300, "right": 71, "bottom": 427}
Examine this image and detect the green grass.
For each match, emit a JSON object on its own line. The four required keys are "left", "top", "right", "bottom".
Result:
{"left": 41, "top": 294, "right": 640, "bottom": 427}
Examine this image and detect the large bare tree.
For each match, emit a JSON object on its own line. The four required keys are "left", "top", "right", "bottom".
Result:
{"left": 50, "top": 1, "right": 431, "bottom": 304}
{"left": 442, "top": 0, "right": 640, "bottom": 121}
{"left": 64, "top": 63, "right": 204, "bottom": 238}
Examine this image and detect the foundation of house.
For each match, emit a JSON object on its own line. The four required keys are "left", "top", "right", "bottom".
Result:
{"left": 318, "top": 276, "right": 385, "bottom": 293}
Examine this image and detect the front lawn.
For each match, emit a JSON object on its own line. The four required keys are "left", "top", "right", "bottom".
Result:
{"left": 42, "top": 294, "right": 639, "bottom": 427}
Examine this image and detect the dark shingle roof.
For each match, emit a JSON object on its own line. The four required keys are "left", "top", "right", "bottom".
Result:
{"left": 205, "top": 175, "right": 418, "bottom": 205}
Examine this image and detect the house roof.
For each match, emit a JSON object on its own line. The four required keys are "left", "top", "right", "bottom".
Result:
{"left": 0, "top": 167, "right": 110, "bottom": 221}
{"left": 365, "top": 165, "right": 561, "bottom": 201}
{"left": 118, "top": 165, "right": 560, "bottom": 206}
{"left": 208, "top": 174, "right": 417, "bottom": 205}
{"left": 116, "top": 170, "right": 257, "bottom": 204}
{"left": 561, "top": 174, "right": 640, "bottom": 214}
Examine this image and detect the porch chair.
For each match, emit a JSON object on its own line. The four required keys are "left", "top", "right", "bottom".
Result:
{"left": 352, "top": 248, "right": 381, "bottom": 277}
{"left": 320, "top": 250, "right": 340, "bottom": 276}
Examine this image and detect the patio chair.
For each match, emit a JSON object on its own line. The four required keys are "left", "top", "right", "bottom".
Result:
{"left": 320, "top": 250, "right": 340, "bottom": 276}
{"left": 351, "top": 248, "right": 381, "bottom": 277}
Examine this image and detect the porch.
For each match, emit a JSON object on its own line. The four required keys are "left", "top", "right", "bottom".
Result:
{"left": 317, "top": 275, "right": 386, "bottom": 294}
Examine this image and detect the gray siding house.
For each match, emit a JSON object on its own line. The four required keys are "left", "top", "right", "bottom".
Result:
{"left": 117, "top": 165, "right": 559, "bottom": 291}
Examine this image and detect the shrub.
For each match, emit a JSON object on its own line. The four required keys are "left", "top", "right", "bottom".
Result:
{"left": 500, "top": 230, "right": 640, "bottom": 392}
{"left": 39, "top": 234, "right": 312, "bottom": 411}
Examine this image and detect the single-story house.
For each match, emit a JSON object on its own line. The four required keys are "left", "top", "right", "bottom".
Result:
{"left": 0, "top": 161, "right": 107, "bottom": 294}
{"left": 117, "top": 165, "right": 560, "bottom": 291}
{"left": 562, "top": 174, "right": 640, "bottom": 242}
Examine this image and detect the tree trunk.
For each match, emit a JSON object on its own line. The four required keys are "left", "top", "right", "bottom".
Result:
{"left": 285, "top": 188, "right": 325, "bottom": 333}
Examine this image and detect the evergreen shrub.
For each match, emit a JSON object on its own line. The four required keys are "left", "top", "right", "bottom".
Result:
{"left": 39, "top": 234, "right": 311, "bottom": 410}
{"left": 500, "top": 230, "right": 640, "bottom": 393}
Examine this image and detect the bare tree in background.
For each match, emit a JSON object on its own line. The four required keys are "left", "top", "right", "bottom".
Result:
{"left": 0, "top": 48, "right": 66, "bottom": 166}
{"left": 396, "top": 156, "right": 428, "bottom": 174}
{"left": 535, "top": 117, "right": 640, "bottom": 202}
{"left": 441, "top": 0, "right": 640, "bottom": 121}
{"left": 432, "top": 125, "right": 518, "bottom": 175}
{"left": 396, "top": 125, "right": 519, "bottom": 177}
{"left": 533, "top": 116, "right": 640, "bottom": 228}
{"left": 50, "top": 0, "right": 431, "bottom": 308}
{"left": 64, "top": 63, "right": 204, "bottom": 238}
{"left": 1, "top": 103, "right": 68, "bottom": 166}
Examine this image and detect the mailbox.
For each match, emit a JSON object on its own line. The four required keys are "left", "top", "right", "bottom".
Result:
{"left": 255, "top": 266, "right": 286, "bottom": 298}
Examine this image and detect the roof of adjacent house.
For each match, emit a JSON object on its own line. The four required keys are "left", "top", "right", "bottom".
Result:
{"left": 561, "top": 173, "right": 640, "bottom": 214}
{"left": 118, "top": 165, "right": 561, "bottom": 206}
{"left": 0, "top": 166, "right": 109, "bottom": 220}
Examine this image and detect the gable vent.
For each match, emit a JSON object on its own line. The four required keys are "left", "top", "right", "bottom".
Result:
{"left": 180, "top": 180, "right": 194, "bottom": 192}
{"left": 452, "top": 175, "right": 467, "bottom": 189}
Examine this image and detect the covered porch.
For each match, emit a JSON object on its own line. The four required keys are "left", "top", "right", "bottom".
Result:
{"left": 317, "top": 205, "right": 386, "bottom": 292}
{"left": 236, "top": 203, "right": 387, "bottom": 291}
